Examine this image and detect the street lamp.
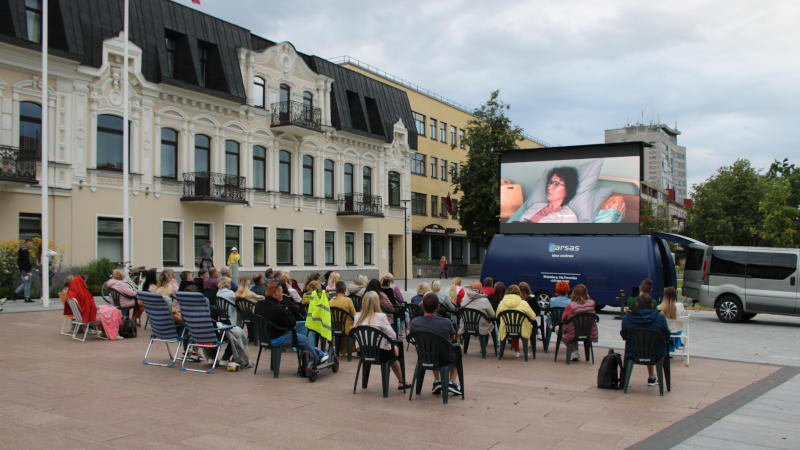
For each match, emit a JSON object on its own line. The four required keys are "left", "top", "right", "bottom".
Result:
{"left": 400, "top": 199, "right": 410, "bottom": 291}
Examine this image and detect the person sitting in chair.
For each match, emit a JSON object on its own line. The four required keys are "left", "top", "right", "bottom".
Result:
{"left": 105, "top": 268, "right": 143, "bottom": 321}
{"left": 621, "top": 293, "right": 670, "bottom": 387}
{"left": 410, "top": 292, "right": 462, "bottom": 395}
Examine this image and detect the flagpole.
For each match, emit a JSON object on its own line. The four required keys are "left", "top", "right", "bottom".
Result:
{"left": 40, "top": 0, "right": 49, "bottom": 308}
{"left": 122, "top": 0, "right": 130, "bottom": 270}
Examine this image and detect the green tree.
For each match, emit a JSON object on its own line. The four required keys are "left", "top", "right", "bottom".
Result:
{"left": 453, "top": 90, "right": 524, "bottom": 248}
{"left": 756, "top": 178, "right": 800, "bottom": 247}
{"left": 639, "top": 200, "right": 671, "bottom": 234}
{"left": 766, "top": 158, "right": 800, "bottom": 238}
{"left": 684, "top": 159, "right": 767, "bottom": 245}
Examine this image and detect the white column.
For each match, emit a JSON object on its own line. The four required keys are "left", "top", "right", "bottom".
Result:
{"left": 39, "top": 0, "right": 50, "bottom": 306}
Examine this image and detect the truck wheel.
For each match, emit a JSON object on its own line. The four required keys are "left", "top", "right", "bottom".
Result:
{"left": 535, "top": 291, "right": 550, "bottom": 310}
{"left": 716, "top": 295, "right": 743, "bottom": 323}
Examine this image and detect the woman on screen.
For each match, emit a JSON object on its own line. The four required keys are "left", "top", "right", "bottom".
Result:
{"left": 518, "top": 167, "right": 579, "bottom": 223}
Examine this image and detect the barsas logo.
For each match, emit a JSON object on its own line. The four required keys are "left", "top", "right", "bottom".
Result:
{"left": 548, "top": 243, "right": 581, "bottom": 252}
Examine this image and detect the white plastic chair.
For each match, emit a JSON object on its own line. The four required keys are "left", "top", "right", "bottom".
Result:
{"left": 66, "top": 297, "right": 106, "bottom": 342}
{"left": 671, "top": 313, "right": 690, "bottom": 367}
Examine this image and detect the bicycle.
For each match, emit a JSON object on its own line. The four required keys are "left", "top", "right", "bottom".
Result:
{"left": 100, "top": 262, "right": 147, "bottom": 304}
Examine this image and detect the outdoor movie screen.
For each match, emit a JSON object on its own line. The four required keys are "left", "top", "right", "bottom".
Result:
{"left": 500, "top": 142, "right": 643, "bottom": 235}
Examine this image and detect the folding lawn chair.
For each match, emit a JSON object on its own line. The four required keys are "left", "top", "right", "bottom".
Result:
{"left": 66, "top": 297, "right": 106, "bottom": 342}
{"left": 175, "top": 291, "right": 233, "bottom": 374}
{"left": 138, "top": 291, "right": 185, "bottom": 367}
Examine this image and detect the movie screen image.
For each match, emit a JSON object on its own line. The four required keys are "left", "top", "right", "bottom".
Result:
{"left": 500, "top": 143, "right": 642, "bottom": 235}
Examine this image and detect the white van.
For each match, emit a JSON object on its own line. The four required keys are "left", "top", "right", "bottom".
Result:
{"left": 683, "top": 245, "right": 800, "bottom": 323}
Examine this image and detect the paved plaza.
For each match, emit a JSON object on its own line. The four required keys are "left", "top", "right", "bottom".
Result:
{"left": 1, "top": 283, "right": 799, "bottom": 449}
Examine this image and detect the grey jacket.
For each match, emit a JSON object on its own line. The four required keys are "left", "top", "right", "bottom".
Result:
{"left": 458, "top": 289, "right": 496, "bottom": 336}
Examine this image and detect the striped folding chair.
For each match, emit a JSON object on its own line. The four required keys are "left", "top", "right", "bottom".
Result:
{"left": 138, "top": 291, "right": 184, "bottom": 367}
{"left": 175, "top": 292, "right": 234, "bottom": 374}
{"left": 66, "top": 297, "right": 105, "bottom": 342}
{"left": 59, "top": 292, "right": 76, "bottom": 336}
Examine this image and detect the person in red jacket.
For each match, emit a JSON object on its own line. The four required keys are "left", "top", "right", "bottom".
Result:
{"left": 65, "top": 275, "right": 98, "bottom": 324}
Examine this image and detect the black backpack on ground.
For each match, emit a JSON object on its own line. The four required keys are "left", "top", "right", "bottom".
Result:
{"left": 597, "top": 348, "right": 623, "bottom": 389}
{"left": 119, "top": 316, "right": 137, "bottom": 339}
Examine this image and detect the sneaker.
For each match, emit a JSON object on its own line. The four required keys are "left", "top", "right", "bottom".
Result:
{"left": 571, "top": 353, "right": 580, "bottom": 361}
{"left": 432, "top": 380, "right": 442, "bottom": 394}
{"left": 647, "top": 377, "right": 658, "bottom": 386}
{"left": 319, "top": 352, "right": 329, "bottom": 363}
{"left": 448, "top": 382, "right": 462, "bottom": 395}
{"left": 24, "top": 298, "right": 34, "bottom": 303}
{"left": 514, "top": 351, "right": 521, "bottom": 358}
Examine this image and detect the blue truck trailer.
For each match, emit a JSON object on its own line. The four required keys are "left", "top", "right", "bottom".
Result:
{"left": 480, "top": 234, "right": 678, "bottom": 309}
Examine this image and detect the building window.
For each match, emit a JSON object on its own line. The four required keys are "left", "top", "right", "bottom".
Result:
{"left": 280, "top": 83, "right": 290, "bottom": 105}
{"left": 303, "top": 230, "right": 314, "bottom": 265}
{"left": 165, "top": 35, "right": 176, "bottom": 77}
{"left": 276, "top": 228, "right": 293, "bottom": 265}
{"left": 19, "top": 101, "right": 41, "bottom": 153}
{"left": 279, "top": 150, "right": 291, "bottom": 193}
{"left": 198, "top": 43, "right": 209, "bottom": 87}
{"left": 470, "top": 240, "right": 480, "bottom": 264}
{"left": 440, "top": 197, "right": 448, "bottom": 218}
{"left": 344, "top": 163, "right": 354, "bottom": 195}
{"left": 450, "top": 126, "right": 456, "bottom": 146}
{"left": 411, "top": 153, "right": 426, "bottom": 176}
{"left": 194, "top": 134, "right": 210, "bottom": 173}
{"left": 363, "top": 233, "right": 373, "bottom": 265}
{"left": 253, "top": 77, "right": 265, "bottom": 108}
{"left": 450, "top": 162, "right": 457, "bottom": 181}
{"left": 194, "top": 223, "right": 210, "bottom": 264}
{"left": 25, "top": 0, "right": 42, "bottom": 43}
{"left": 253, "top": 145, "right": 266, "bottom": 190}
{"left": 303, "top": 91, "right": 313, "bottom": 121}
{"left": 19, "top": 213, "right": 41, "bottom": 240}
{"left": 324, "top": 159, "right": 335, "bottom": 199}
{"left": 160, "top": 128, "right": 178, "bottom": 179}
{"left": 162, "top": 221, "right": 180, "bottom": 266}
{"left": 225, "top": 140, "right": 240, "bottom": 177}
{"left": 430, "top": 156, "right": 438, "bottom": 179}
{"left": 225, "top": 225, "right": 240, "bottom": 260}
{"left": 325, "top": 231, "right": 335, "bottom": 265}
{"left": 413, "top": 112, "right": 425, "bottom": 136}
{"left": 459, "top": 129, "right": 466, "bottom": 149}
{"left": 345, "top": 232, "right": 355, "bottom": 265}
{"left": 253, "top": 227, "right": 267, "bottom": 266}
{"left": 302, "top": 155, "right": 314, "bottom": 196}
{"left": 411, "top": 192, "right": 427, "bottom": 215}
{"left": 97, "top": 114, "right": 129, "bottom": 171}
{"left": 363, "top": 166, "right": 372, "bottom": 195}
{"left": 388, "top": 171, "right": 400, "bottom": 207}
{"left": 450, "top": 198, "right": 459, "bottom": 218}
{"left": 440, "top": 122, "right": 447, "bottom": 143}
{"left": 430, "top": 118, "right": 437, "bottom": 140}
{"left": 431, "top": 195, "right": 438, "bottom": 217}
{"left": 440, "top": 159, "right": 447, "bottom": 181}
{"left": 97, "top": 217, "right": 123, "bottom": 262}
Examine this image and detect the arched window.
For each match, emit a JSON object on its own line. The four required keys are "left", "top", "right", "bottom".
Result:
{"left": 160, "top": 128, "right": 178, "bottom": 178}
{"left": 194, "top": 134, "right": 210, "bottom": 173}
{"left": 362, "top": 166, "right": 372, "bottom": 195}
{"left": 19, "top": 101, "right": 41, "bottom": 154}
{"left": 225, "top": 140, "right": 239, "bottom": 177}
{"left": 302, "top": 154, "right": 313, "bottom": 196}
{"left": 344, "top": 163, "right": 354, "bottom": 196}
{"left": 279, "top": 150, "right": 291, "bottom": 193}
{"left": 97, "top": 114, "right": 129, "bottom": 171}
{"left": 388, "top": 171, "right": 400, "bottom": 206}
{"left": 253, "top": 145, "right": 266, "bottom": 190}
{"left": 253, "top": 77, "right": 265, "bottom": 108}
{"left": 324, "top": 159, "right": 334, "bottom": 199}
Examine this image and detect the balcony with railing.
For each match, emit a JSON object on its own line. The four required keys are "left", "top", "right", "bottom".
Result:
{"left": 337, "top": 193, "right": 384, "bottom": 218}
{"left": 181, "top": 172, "right": 246, "bottom": 204}
{"left": 270, "top": 100, "right": 322, "bottom": 134}
{"left": 0, "top": 145, "right": 38, "bottom": 184}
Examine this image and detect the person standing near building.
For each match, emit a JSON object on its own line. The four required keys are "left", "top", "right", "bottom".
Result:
{"left": 439, "top": 255, "right": 448, "bottom": 279}
{"left": 199, "top": 240, "right": 214, "bottom": 270}
{"left": 227, "top": 247, "right": 240, "bottom": 282}
{"left": 14, "top": 239, "right": 34, "bottom": 302}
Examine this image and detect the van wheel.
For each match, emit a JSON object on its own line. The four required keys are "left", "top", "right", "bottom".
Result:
{"left": 742, "top": 313, "right": 757, "bottom": 321}
{"left": 535, "top": 291, "right": 550, "bottom": 310}
{"left": 716, "top": 295, "right": 743, "bottom": 323}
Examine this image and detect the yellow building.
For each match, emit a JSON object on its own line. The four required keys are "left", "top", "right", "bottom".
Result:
{"left": 338, "top": 57, "right": 544, "bottom": 276}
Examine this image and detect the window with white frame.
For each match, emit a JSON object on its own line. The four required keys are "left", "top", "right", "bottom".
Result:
{"left": 450, "top": 125, "right": 456, "bottom": 146}
{"left": 303, "top": 155, "right": 314, "bottom": 196}
{"left": 253, "top": 77, "right": 265, "bottom": 108}
{"left": 194, "top": 223, "right": 211, "bottom": 264}
{"left": 97, "top": 217, "right": 123, "bottom": 262}
{"left": 413, "top": 111, "right": 425, "bottom": 136}
{"left": 363, "top": 233, "right": 373, "bottom": 265}
{"left": 345, "top": 232, "right": 355, "bottom": 265}
{"left": 253, "top": 227, "right": 267, "bottom": 266}
{"left": 279, "top": 150, "right": 291, "bottom": 193}
{"left": 324, "top": 159, "right": 335, "bottom": 199}
{"left": 225, "top": 140, "right": 240, "bottom": 177}
{"left": 225, "top": 225, "right": 240, "bottom": 261}
{"left": 161, "top": 128, "right": 178, "bottom": 179}
{"left": 303, "top": 230, "right": 314, "bottom": 265}
{"left": 430, "top": 118, "right": 437, "bottom": 140}
{"left": 276, "top": 228, "right": 293, "bottom": 265}
{"left": 162, "top": 221, "right": 180, "bottom": 267}
{"left": 253, "top": 145, "right": 266, "bottom": 190}
{"left": 440, "top": 122, "right": 447, "bottom": 143}
{"left": 325, "top": 231, "right": 335, "bottom": 265}
{"left": 411, "top": 153, "right": 425, "bottom": 176}
{"left": 430, "top": 156, "right": 437, "bottom": 179}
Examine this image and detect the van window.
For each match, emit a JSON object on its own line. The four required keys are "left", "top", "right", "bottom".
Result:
{"left": 685, "top": 247, "right": 705, "bottom": 271}
{"left": 709, "top": 250, "right": 746, "bottom": 277}
{"left": 745, "top": 252, "right": 796, "bottom": 280}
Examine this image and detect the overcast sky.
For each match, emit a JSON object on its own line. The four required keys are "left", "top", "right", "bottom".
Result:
{"left": 189, "top": 0, "right": 800, "bottom": 191}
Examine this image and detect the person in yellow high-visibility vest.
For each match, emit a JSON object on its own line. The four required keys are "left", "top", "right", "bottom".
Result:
{"left": 305, "top": 281, "right": 332, "bottom": 345}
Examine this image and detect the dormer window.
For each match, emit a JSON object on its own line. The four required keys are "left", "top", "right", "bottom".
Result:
{"left": 253, "top": 77, "right": 265, "bottom": 108}
{"left": 165, "top": 35, "right": 176, "bottom": 77}
{"left": 198, "top": 44, "right": 208, "bottom": 87}
{"left": 25, "top": 0, "right": 42, "bottom": 44}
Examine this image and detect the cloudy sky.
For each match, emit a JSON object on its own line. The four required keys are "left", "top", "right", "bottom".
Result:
{"left": 189, "top": 0, "right": 800, "bottom": 191}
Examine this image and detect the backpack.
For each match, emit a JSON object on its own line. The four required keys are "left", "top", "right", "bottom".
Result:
{"left": 119, "top": 317, "right": 137, "bottom": 339}
{"left": 597, "top": 348, "right": 623, "bottom": 389}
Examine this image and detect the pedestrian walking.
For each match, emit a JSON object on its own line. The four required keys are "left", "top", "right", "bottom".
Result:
{"left": 14, "top": 239, "right": 34, "bottom": 303}
{"left": 439, "top": 255, "right": 448, "bottom": 279}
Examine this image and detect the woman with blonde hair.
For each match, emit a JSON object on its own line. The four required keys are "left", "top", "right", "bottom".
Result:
{"left": 411, "top": 282, "right": 430, "bottom": 305}
{"left": 496, "top": 284, "right": 537, "bottom": 358}
{"left": 448, "top": 277, "right": 465, "bottom": 306}
{"left": 439, "top": 255, "right": 448, "bottom": 279}
{"left": 235, "top": 276, "right": 265, "bottom": 304}
{"left": 561, "top": 284, "right": 598, "bottom": 361}
{"left": 326, "top": 272, "right": 341, "bottom": 296}
{"left": 659, "top": 286, "right": 685, "bottom": 352}
{"left": 348, "top": 274, "right": 368, "bottom": 298}
{"left": 162, "top": 268, "right": 179, "bottom": 295}
{"left": 354, "top": 292, "right": 410, "bottom": 390}
{"left": 431, "top": 279, "right": 457, "bottom": 321}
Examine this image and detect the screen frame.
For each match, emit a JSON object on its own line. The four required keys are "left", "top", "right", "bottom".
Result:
{"left": 500, "top": 142, "right": 646, "bottom": 235}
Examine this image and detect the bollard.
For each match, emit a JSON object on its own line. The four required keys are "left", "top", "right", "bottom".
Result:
{"left": 614, "top": 288, "right": 626, "bottom": 320}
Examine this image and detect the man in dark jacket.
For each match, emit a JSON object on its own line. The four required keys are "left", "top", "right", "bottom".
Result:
{"left": 254, "top": 282, "right": 328, "bottom": 362}
{"left": 14, "top": 239, "right": 34, "bottom": 302}
{"left": 410, "top": 292, "right": 462, "bottom": 395}
{"left": 620, "top": 293, "right": 670, "bottom": 386}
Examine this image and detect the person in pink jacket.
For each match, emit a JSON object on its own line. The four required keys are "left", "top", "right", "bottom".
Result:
{"left": 105, "top": 269, "right": 142, "bottom": 320}
{"left": 561, "top": 284, "right": 599, "bottom": 361}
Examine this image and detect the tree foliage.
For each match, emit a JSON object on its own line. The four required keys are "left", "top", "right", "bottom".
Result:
{"left": 453, "top": 90, "right": 524, "bottom": 249}
{"left": 639, "top": 200, "right": 671, "bottom": 235}
{"left": 756, "top": 179, "right": 799, "bottom": 247}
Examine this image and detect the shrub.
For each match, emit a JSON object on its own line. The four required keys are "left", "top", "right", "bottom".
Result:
{"left": 0, "top": 238, "right": 65, "bottom": 298}
{"left": 79, "top": 258, "right": 116, "bottom": 295}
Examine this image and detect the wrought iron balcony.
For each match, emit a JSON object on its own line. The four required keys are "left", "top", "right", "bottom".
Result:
{"left": 181, "top": 172, "right": 246, "bottom": 204}
{"left": 337, "top": 193, "right": 384, "bottom": 218}
{"left": 0, "top": 145, "right": 37, "bottom": 183}
{"left": 270, "top": 100, "right": 322, "bottom": 133}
